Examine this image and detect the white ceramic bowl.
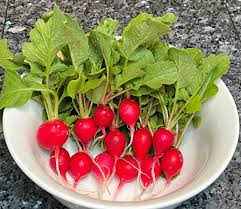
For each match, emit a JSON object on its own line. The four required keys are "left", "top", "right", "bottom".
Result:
{"left": 3, "top": 80, "right": 239, "bottom": 209}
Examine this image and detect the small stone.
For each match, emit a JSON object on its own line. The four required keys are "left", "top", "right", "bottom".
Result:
{"left": 135, "top": 0, "right": 148, "bottom": 8}
{"left": 201, "top": 26, "right": 215, "bottom": 33}
{"left": 7, "top": 26, "right": 26, "bottom": 34}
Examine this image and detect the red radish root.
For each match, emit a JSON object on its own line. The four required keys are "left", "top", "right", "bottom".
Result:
{"left": 153, "top": 128, "right": 174, "bottom": 158}
{"left": 50, "top": 148, "right": 70, "bottom": 181}
{"left": 37, "top": 119, "right": 69, "bottom": 150}
{"left": 74, "top": 117, "right": 98, "bottom": 149}
{"left": 114, "top": 155, "right": 138, "bottom": 199}
{"left": 93, "top": 152, "right": 114, "bottom": 198}
{"left": 119, "top": 98, "right": 140, "bottom": 152}
{"left": 160, "top": 148, "right": 183, "bottom": 184}
{"left": 133, "top": 128, "right": 152, "bottom": 162}
{"left": 141, "top": 156, "right": 161, "bottom": 189}
{"left": 104, "top": 129, "right": 126, "bottom": 159}
{"left": 69, "top": 152, "right": 93, "bottom": 188}
{"left": 93, "top": 105, "right": 114, "bottom": 129}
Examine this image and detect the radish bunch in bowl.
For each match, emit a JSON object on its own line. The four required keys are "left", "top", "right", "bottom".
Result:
{"left": 0, "top": 6, "right": 230, "bottom": 201}
{"left": 38, "top": 98, "right": 183, "bottom": 200}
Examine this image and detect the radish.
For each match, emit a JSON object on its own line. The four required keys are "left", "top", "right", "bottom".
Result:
{"left": 69, "top": 152, "right": 93, "bottom": 188}
{"left": 119, "top": 98, "right": 140, "bottom": 151}
{"left": 115, "top": 155, "right": 138, "bottom": 199}
{"left": 104, "top": 129, "right": 127, "bottom": 187}
{"left": 151, "top": 128, "right": 174, "bottom": 187}
{"left": 160, "top": 148, "right": 183, "bottom": 184}
{"left": 74, "top": 117, "right": 98, "bottom": 149}
{"left": 49, "top": 148, "right": 70, "bottom": 181}
{"left": 37, "top": 119, "right": 69, "bottom": 151}
{"left": 93, "top": 152, "right": 114, "bottom": 198}
{"left": 133, "top": 128, "right": 152, "bottom": 162}
{"left": 91, "top": 105, "right": 114, "bottom": 148}
{"left": 141, "top": 156, "right": 161, "bottom": 189}
{"left": 132, "top": 128, "right": 152, "bottom": 193}
{"left": 104, "top": 129, "right": 126, "bottom": 159}
{"left": 153, "top": 128, "right": 174, "bottom": 158}
{"left": 93, "top": 152, "right": 114, "bottom": 182}
{"left": 93, "top": 104, "right": 114, "bottom": 130}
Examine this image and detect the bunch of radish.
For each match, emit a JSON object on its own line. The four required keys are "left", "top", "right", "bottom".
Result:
{"left": 0, "top": 7, "right": 229, "bottom": 202}
{"left": 36, "top": 97, "right": 184, "bottom": 200}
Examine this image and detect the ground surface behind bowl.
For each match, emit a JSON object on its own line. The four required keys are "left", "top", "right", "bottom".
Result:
{"left": 0, "top": 0, "right": 241, "bottom": 209}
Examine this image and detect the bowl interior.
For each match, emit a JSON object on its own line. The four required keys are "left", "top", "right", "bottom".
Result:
{"left": 3, "top": 80, "right": 239, "bottom": 209}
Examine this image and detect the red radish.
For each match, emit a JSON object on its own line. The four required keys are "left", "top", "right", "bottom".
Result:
{"left": 104, "top": 129, "right": 126, "bottom": 159}
{"left": 160, "top": 148, "right": 183, "bottom": 183}
{"left": 93, "top": 152, "right": 114, "bottom": 198}
{"left": 119, "top": 98, "right": 140, "bottom": 151}
{"left": 69, "top": 152, "right": 93, "bottom": 188}
{"left": 37, "top": 119, "right": 69, "bottom": 150}
{"left": 93, "top": 152, "right": 114, "bottom": 182}
{"left": 115, "top": 155, "right": 138, "bottom": 198}
{"left": 133, "top": 128, "right": 152, "bottom": 162}
{"left": 74, "top": 117, "right": 98, "bottom": 149}
{"left": 91, "top": 105, "right": 114, "bottom": 148}
{"left": 93, "top": 105, "right": 114, "bottom": 129}
{"left": 49, "top": 148, "right": 70, "bottom": 180}
{"left": 141, "top": 156, "right": 161, "bottom": 189}
{"left": 153, "top": 128, "right": 174, "bottom": 158}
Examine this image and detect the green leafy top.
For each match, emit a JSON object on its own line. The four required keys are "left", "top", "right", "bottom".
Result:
{"left": 0, "top": 7, "right": 230, "bottom": 145}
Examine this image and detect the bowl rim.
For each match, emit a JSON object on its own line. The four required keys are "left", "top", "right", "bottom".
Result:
{"left": 3, "top": 79, "right": 240, "bottom": 209}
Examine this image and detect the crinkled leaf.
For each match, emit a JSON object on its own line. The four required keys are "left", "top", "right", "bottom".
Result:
{"left": 0, "top": 71, "right": 32, "bottom": 108}
{"left": 110, "top": 66, "right": 121, "bottom": 75}
{"left": 12, "top": 54, "right": 25, "bottom": 65}
{"left": 87, "top": 40, "right": 103, "bottom": 74}
{"left": 51, "top": 63, "right": 75, "bottom": 81}
{"left": 120, "top": 13, "right": 172, "bottom": 58}
{"left": 23, "top": 9, "right": 89, "bottom": 70}
{"left": 183, "top": 48, "right": 204, "bottom": 64}
{"left": 128, "top": 48, "right": 155, "bottom": 69}
{"left": 111, "top": 48, "right": 120, "bottom": 65}
{"left": 64, "top": 14, "right": 89, "bottom": 70}
{"left": 67, "top": 74, "right": 85, "bottom": 98}
{"left": 88, "top": 68, "right": 105, "bottom": 76}
{"left": 132, "top": 86, "right": 156, "bottom": 96}
{"left": 86, "top": 81, "right": 106, "bottom": 104}
{"left": 202, "top": 83, "right": 218, "bottom": 100}
{"left": 150, "top": 40, "right": 170, "bottom": 61}
{"left": 90, "top": 31, "right": 112, "bottom": 67}
{"left": 168, "top": 48, "right": 199, "bottom": 100}
{"left": 22, "top": 10, "right": 67, "bottom": 67}
{"left": 134, "top": 61, "right": 177, "bottom": 89}
{"left": 42, "top": 10, "right": 54, "bottom": 22}
{"left": 95, "top": 18, "right": 119, "bottom": 36}
{"left": 200, "top": 53, "right": 230, "bottom": 100}
{"left": 129, "top": 47, "right": 151, "bottom": 61}
{"left": 81, "top": 75, "right": 106, "bottom": 93}
{"left": 25, "top": 61, "right": 44, "bottom": 75}
{"left": 197, "top": 53, "right": 227, "bottom": 101}
{"left": 22, "top": 74, "right": 43, "bottom": 85}
{"left": 51, "top": 62, "right": 70, "bottom": 73}
{"left": 154, "top": 12, "right": 178, "bottom": 25}
{"left": 0, "top": 39, "right": 21, "bottom": 70}
{"left": 187, "top": 53, "right": 230, "bottom": 102}
{"left": 184, "top": 95, "right": 201, "bottom": 113}
{"left": 116, "top": 66, "right": 144, "bottom": 87}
